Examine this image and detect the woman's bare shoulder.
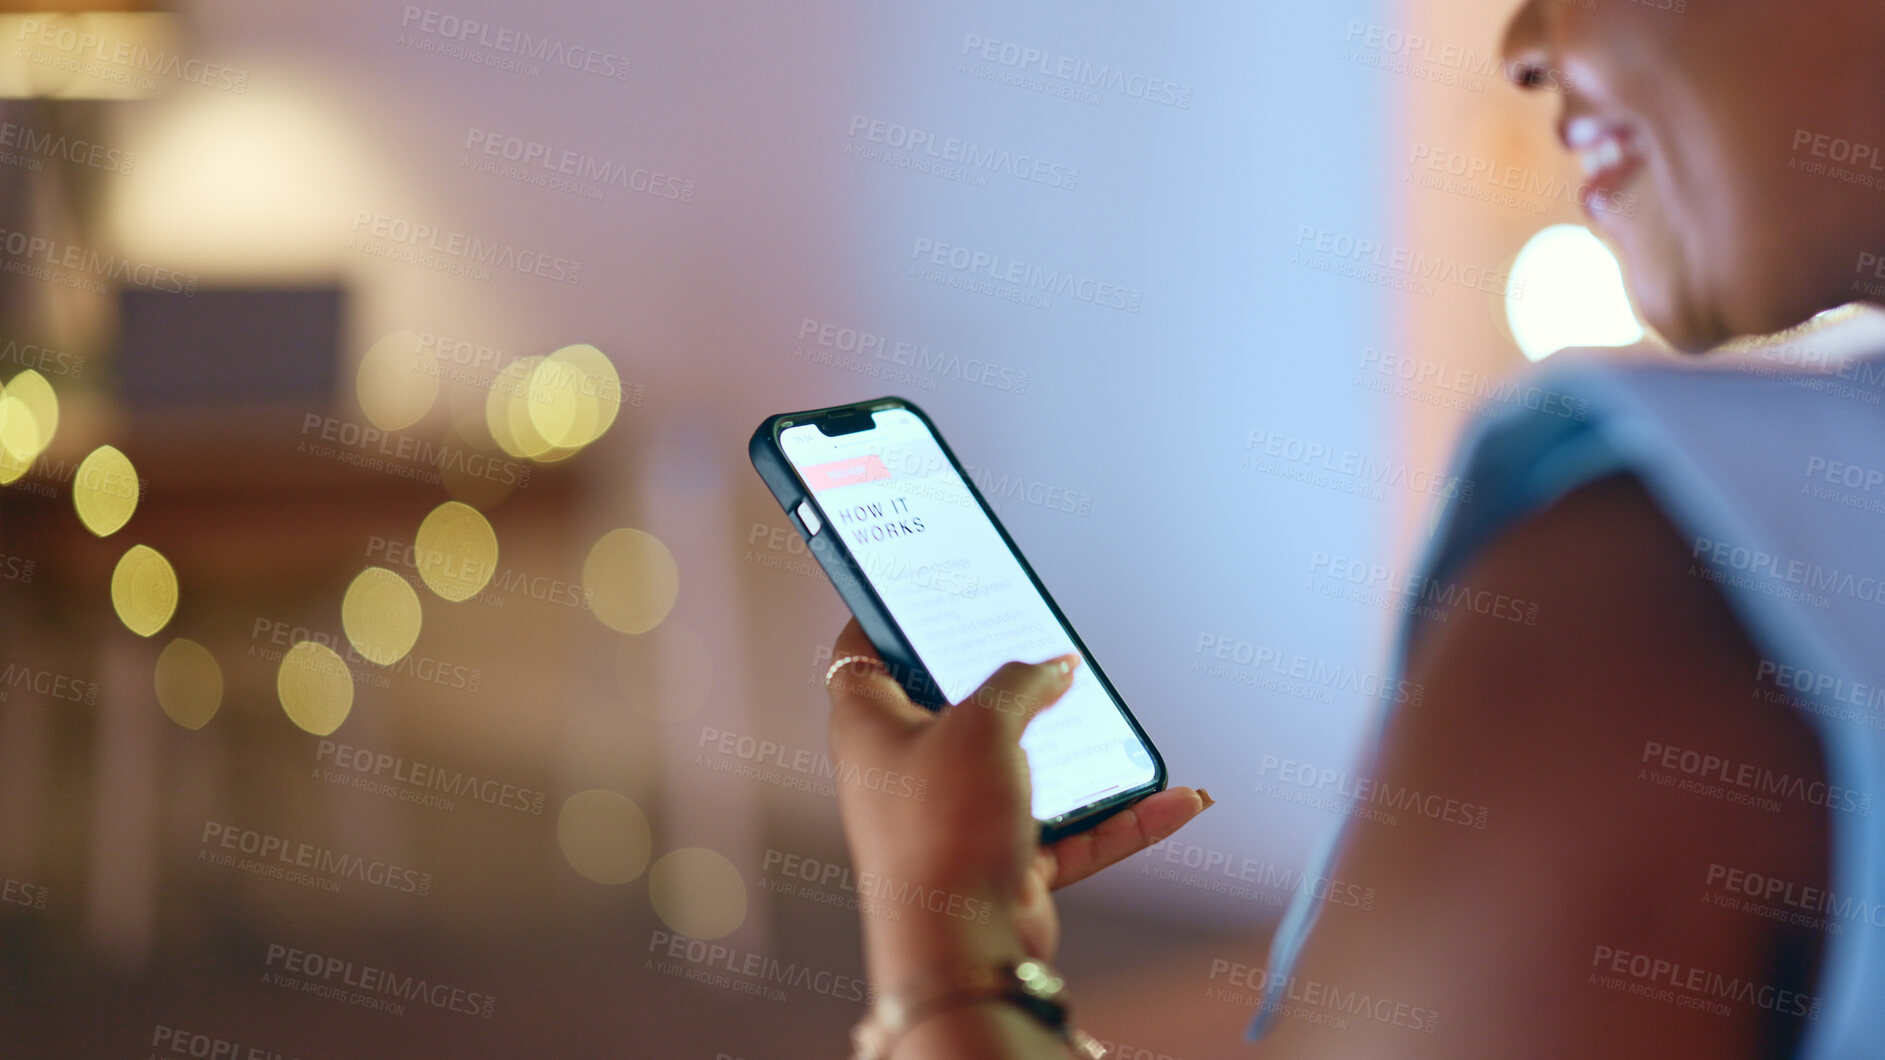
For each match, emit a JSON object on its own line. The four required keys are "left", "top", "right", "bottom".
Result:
{"left": 1252, "top": 472, "right": 1830, "bottom": 1059}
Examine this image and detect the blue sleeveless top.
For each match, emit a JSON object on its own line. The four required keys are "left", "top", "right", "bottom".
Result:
{"left": 1248, "top": 310, "right": 1885, "bottom": 1058}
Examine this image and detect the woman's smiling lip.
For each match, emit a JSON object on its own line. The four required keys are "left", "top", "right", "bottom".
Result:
{"left": 1561, "top": 114, "right": 1647, "bottom": 219}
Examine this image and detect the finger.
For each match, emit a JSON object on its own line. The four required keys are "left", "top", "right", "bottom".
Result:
{"left": 831, "top": 614, "right": 881, "bottom": 664}
{"left": 947, "top": 653, "right": 1080, "bottom": 741}
{"left": 825, "top": 618, "right": 931, "bottom": 758}
{"left": 1039, "top": 787, "right": 1212, "bottom": 891}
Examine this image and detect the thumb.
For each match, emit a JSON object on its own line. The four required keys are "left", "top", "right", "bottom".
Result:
{"left": 946, "top": 653, "right": 1081, "bottom": 742}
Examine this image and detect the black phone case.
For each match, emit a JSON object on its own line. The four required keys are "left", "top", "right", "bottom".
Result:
{"left": 748, "top": 395, "right": 1167, "bottom": 841}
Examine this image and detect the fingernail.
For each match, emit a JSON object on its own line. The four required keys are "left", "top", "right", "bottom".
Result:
{"left": 1054, "top": 654, "right": 1080, "bottom": 676}
{"left": 1197, "top": 788, "right": 1215, "bottom": 811}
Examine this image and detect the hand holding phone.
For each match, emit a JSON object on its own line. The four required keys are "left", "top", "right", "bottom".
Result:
{"left": 750, "top": 396, "right": 1167, "bottom": 839}
{"left": 822, "top": 612, "right": 1210, "bottom": 989}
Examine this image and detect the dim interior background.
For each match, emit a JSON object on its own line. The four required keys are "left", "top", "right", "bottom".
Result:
{"left": 0, "top": 0, "right": 1630, "bottom": 1056}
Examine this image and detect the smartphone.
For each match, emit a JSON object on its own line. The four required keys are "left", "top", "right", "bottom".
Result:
{"left": 749, "top": 396, "right": 1166, "bottom": 840}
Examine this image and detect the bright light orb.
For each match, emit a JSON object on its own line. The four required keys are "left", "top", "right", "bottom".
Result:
{"left": 649, "top": 848, "right": 747, "bottom": 939}
{"left": 341, "top": 566, "right": 424, "bottom": 665}
{"left": 74, "top": 445, "right": 141, "bottom": 536}
{"left": 278, "top": 641, "right": 354, "bottom": 736}
{"left": 111, "top": 544, "right": 178, "bottom": 637}
{"left": 355, "top": 331, "right": 438, "bottom": 431}
{"left": 5, "top": 371, "right": 57, "bottom": 452}
{"left": 583, "top": 528, "right": 679, "bottom": 635}
{"left": 1505, "top": 224, "right": 1645, "bottom": 362}
{"left": 413, "top": 501, "right": 499, "bottom": 603}
{"left": 155, "top": 638, "right": 223, "bottom": 730}
{"left": 557, "top": 789, "right": 653, "bottom": 885}
{"left": 0, "top": 394, "right": 39, "bottom": 485}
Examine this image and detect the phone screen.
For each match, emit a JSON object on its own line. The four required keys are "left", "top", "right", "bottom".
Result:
{"left": 779, "top": 407, "right": 1157, "bottom": 823}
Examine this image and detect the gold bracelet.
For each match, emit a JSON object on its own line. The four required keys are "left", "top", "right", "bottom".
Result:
{"left": 849, "top": 958, "right": 1106, "bottom": 1059}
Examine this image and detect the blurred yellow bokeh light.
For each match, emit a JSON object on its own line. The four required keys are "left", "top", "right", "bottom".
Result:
{"left": 111, "top": 544, "right": 178, "bottom": 637}
{"left": 413, "top": 500, "right": 499, "bottom": 603}
{"left": 527, "top": 344, "right": 622, "bottom": 451}
{"left": 5, "top": 370, "right": 58, "bottom": 453}
{"left": 154, "top": 638, "right": 223, "bottom": 730}
{"left": 556, "top": 789, "right": 653, "bottom": 885}
{"left": 277, "top": 641, "right": 354, "bottom": 736}
{"left": 649, "top": 848, "right": 746, "bottom": 940}
{"left": 485, "top": 356, "right": 554, "bottom": 460}
{"left": 583, "top": 528, "right": 679, "bottom": 635}
{"left": 355, "top": 330, "right": 439, "bottom": 431}
{"left": 0, "top": 393, "right": 41, "bottom": 485}
{"left": 485, "top": 345, "right": 622, "bottom": 463}
{"left": 73, "top": 445, "right": 141, "bottom": 536}
{"left": 341, "top": 566, "right": 424, "bottom": 665}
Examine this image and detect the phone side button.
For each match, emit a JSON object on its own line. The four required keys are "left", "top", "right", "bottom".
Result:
{"left": 794, "top": 499, "right": 823, "bottom": 537}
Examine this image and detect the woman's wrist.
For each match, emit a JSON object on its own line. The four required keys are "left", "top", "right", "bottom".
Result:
{"left": 861, "top": 894, "right": 1031, "bottom": 994}
{"left": 855, "top": 947, "right": 1103, "bottom": 1060}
